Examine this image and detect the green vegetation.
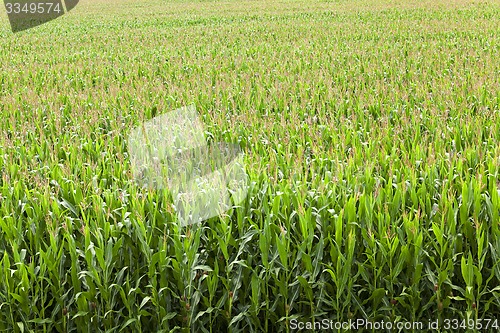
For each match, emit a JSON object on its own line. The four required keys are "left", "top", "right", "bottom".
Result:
{"left": 0, "top": 0, "right": 499, "bottom": 331}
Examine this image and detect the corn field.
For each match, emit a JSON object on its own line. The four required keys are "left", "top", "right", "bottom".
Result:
{"left": 0, "top": 0, "right": 500, "bottom": 332}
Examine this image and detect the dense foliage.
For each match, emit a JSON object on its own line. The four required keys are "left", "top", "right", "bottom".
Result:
{"left": 0, "top": 0, "right": 499, "bottom": 331}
